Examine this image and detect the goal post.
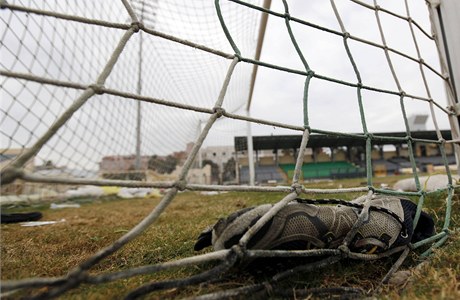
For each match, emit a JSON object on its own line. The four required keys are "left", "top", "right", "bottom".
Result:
{"left": 428, "top": 0, "right": 460, "bottom": 173}
{"left": 246, "top": 0, "right": 272, "bottom": 186}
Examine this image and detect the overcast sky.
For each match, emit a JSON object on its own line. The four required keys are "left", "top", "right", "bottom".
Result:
{"left": 249, "top": 0, "right": 449, "bottom": 137}
{"left": 0, "top": 0, "right": 453, "bottom": 171}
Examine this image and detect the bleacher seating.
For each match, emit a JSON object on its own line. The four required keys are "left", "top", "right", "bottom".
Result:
{"left": 240, "top": 155, "right": 455, "bottom": 184}
{"left": 280, "top": 161, "right": 364, "bottom": 180}
{"left": 239, "top": 165, "right": 286, "bottom": 184}
{"left": 388, "top": 157, "right": 412, "bottom": 168}
{"left": 415, "top": 155, "right": 456, "bottom": 165}
{"left": 371, "top": 159, "right": 400, "bottom": 174}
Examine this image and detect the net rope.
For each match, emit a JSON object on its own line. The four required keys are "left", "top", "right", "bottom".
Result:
{"left": 0, "top": 0, "right": 457, "bottom": 298}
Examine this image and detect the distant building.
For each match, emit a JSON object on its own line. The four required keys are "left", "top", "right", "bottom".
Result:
{"left": 201, "top": 146, "right": 235, "bottom": 168}
{"left": 234, "top": 131, "right": 456, "bottom": 183}
{"left": 0, "top": 148, "right": 34, "bottom": 172}
{"left": 187, "top": 164, "right": 212, "bottom": 185}
{"left": 99, "top": 155, "right": 151, "bottom": 172}
{"left": 1, "top": 149, "right": 97, "bottom": 198}
{"left": 99, "top": 151, "right": 210, "bottom": 184}
{"left": 1, "top": 148, "right": 36, "bottom": 195}
{"left": 200, "top": 145, "right": 236, "bottom": 183}
{"left": 408, "top": 114, "right": 429, "bottom": 131}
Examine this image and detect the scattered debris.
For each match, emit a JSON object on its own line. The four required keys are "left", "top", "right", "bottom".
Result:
{"left": 21, "top": 219, "right": 66, "bottom": 227}
{"left": 387, "top": 270, "right": 412, "bottom": 287}
{"left": 65, "top": 185, "right": 105, "bottom": 198}
{"left": 117, "top": 188, "right": 159, "bottom": 199}
{"left": 200, "top": 191, "right": 220, "bottom": 196}
{"left": 393, "top": 174, "right": 459, "bottom": 191}
{"left": 65, "top": 186, "right": 161, "bottom": 199}
{"left": 50, "top": 203, "right": 81, "bottom": 209}
{"left": 200, "top": 191, "right": 229, "bottom": 196}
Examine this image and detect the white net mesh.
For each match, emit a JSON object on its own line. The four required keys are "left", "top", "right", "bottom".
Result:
{"left": 1, "top": 0, "right": 262, "bottom": 176}
{"left": 1, "top": 0, "right": 457, "bottom": 298}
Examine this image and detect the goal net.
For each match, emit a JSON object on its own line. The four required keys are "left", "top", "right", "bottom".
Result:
{"left": 0, "top": 0, "right": 457, "bottom": 298}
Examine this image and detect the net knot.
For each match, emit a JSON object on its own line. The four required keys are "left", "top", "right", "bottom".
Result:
{"left": 306, "top": 70, "right": 315, "bottom": 77}
{"left": 234, "top": 53, "right": 243, "bottom": 61}
{"left": 343, "top": 32, "right": 351, "bottom": 39}
{"left": 231, "top": 244, "right": 246, "bottom": 260}
{"left": 131, "top": 22, "right": 142, "bottom": 32}
{"left": 400, "top": 91, "right": 407, "bottom": 97}
{"left": 443, "top": 72, "right": 450, "bottom": 80}
{"left": 89, "top": 84, "right": 104, "bottom": 95}
{"left": 213, "top": 107, "right": 225, "bottom": 118}
{"left": 0, "top": 167, "right": 24, "bottom": 185}
{"left": 375, "top": 5, "right": 381, "bottom": 11}
{"left": 338, "top": 244, "right": 350, "bottom": 258}
{"left": 291, "top": 183, "right": 303, "bottom": 195}
{"left": 173, "top": 180, "right": 187, "bottom": 191}
{"left": 447, "top": 105, "right": 457, "bottom": 116}
{"left": 441, "top": 228, "right": 451, "bottom": 238}
{"left": 284, "top": 13, "right": 291, "bottom": 20}
{"left": 67, "top": 270, "right": 89, "bottom": 286}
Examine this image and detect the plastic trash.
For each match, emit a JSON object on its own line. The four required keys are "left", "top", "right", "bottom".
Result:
{"left": 65, "top": 185, "right": 104, "bottom": 198}
{"left": 21, "top": 219, "right": 66, "bottom": 227}
{"left": 50, "top": 203, "right": 81, "bottom": 209}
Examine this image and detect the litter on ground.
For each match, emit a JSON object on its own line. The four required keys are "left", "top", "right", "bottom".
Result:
{"left": 21, "top": 219, "right": 66, "bottom": 227}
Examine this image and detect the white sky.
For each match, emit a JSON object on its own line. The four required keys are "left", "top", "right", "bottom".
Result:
{"left": 0, "top": 0, "right": 455, "bottom": 171}
{"left": 249, "top": 0, "right": 449, "bottom": 137}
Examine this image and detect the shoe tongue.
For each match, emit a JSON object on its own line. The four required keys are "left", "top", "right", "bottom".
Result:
{"left": 213, "top": 204, "right": 272, "bottom": 250}
{"left": 399, "top": 199, "right": 435, "bottom": 243}
{"left": 413, "top": 210, "right": 435, "bottom": 242}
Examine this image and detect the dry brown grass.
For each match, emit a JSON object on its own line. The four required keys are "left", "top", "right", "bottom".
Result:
{"left": 1, "top": 182, "right": 459, "bottom": 299}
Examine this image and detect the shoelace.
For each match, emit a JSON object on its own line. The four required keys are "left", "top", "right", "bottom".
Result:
{"left": 294, "top": 198, "right": 408, "bottom": 238}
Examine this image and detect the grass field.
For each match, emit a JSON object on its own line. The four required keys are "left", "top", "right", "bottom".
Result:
{"left": 1, "top": 176, "right": 459, "bottom": 299}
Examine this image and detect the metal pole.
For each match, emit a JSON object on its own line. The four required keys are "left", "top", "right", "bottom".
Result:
{"left": 197, "top": 121, "right": 203, "bottom": 168}
{"left": 135, "top": 30, "right": 143, "bottom": 170}
{"left": 247, "top": 109, "right": 255, "bottom": 185}
{"left": 246, "top": 0, "right": 272, "bottom": 110}
{"left": 246, "top": 0, "right": 271, "bottom": 186}
{"left": 428, "top": 0, "right": 460, "bottom": 174}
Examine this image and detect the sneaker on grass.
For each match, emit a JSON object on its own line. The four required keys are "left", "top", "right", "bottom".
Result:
{"left": 194, "top": 195, "right": 435, "bottom": 255}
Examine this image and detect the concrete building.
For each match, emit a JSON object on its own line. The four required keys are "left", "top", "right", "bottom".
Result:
{"left": 1, "top": 148, "right": 35, "bottom": 195}
{"left": 199, "top": 145, "right": 236, "bottom": 183}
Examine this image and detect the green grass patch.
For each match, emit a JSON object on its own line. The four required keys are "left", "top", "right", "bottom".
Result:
{"left": 1, "top": 179, "right": 459, "bottom": 299}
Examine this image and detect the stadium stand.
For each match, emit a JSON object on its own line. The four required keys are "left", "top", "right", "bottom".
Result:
{"left": 415, "top": 155, "right": 456, "bottom": 166}
{"left": 239, "top": 165, "right": 286, "bottom": 184}
{"left": 279, "top": 161, "right": 364, "bottom": 180}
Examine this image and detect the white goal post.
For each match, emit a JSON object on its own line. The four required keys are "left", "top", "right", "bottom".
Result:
{"left": 428, "top": 0, "right": 460, "bottom": 174}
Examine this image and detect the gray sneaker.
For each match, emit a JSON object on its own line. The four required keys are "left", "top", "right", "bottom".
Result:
{"left": 194, "top": 195, "right": 435, "bottom": 254}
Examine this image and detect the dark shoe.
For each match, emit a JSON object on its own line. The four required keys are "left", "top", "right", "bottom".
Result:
{"left": 1, "top": 212, "right": 43, "bottom": 224}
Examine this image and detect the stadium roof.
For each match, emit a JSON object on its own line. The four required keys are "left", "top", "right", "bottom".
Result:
{"left": 234, "top": 130, "right": 452, "bottom": 151}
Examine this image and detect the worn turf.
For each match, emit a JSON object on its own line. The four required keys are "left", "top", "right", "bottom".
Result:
{"left": 1, "top": 177, "right": 459, "bottom": 299}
